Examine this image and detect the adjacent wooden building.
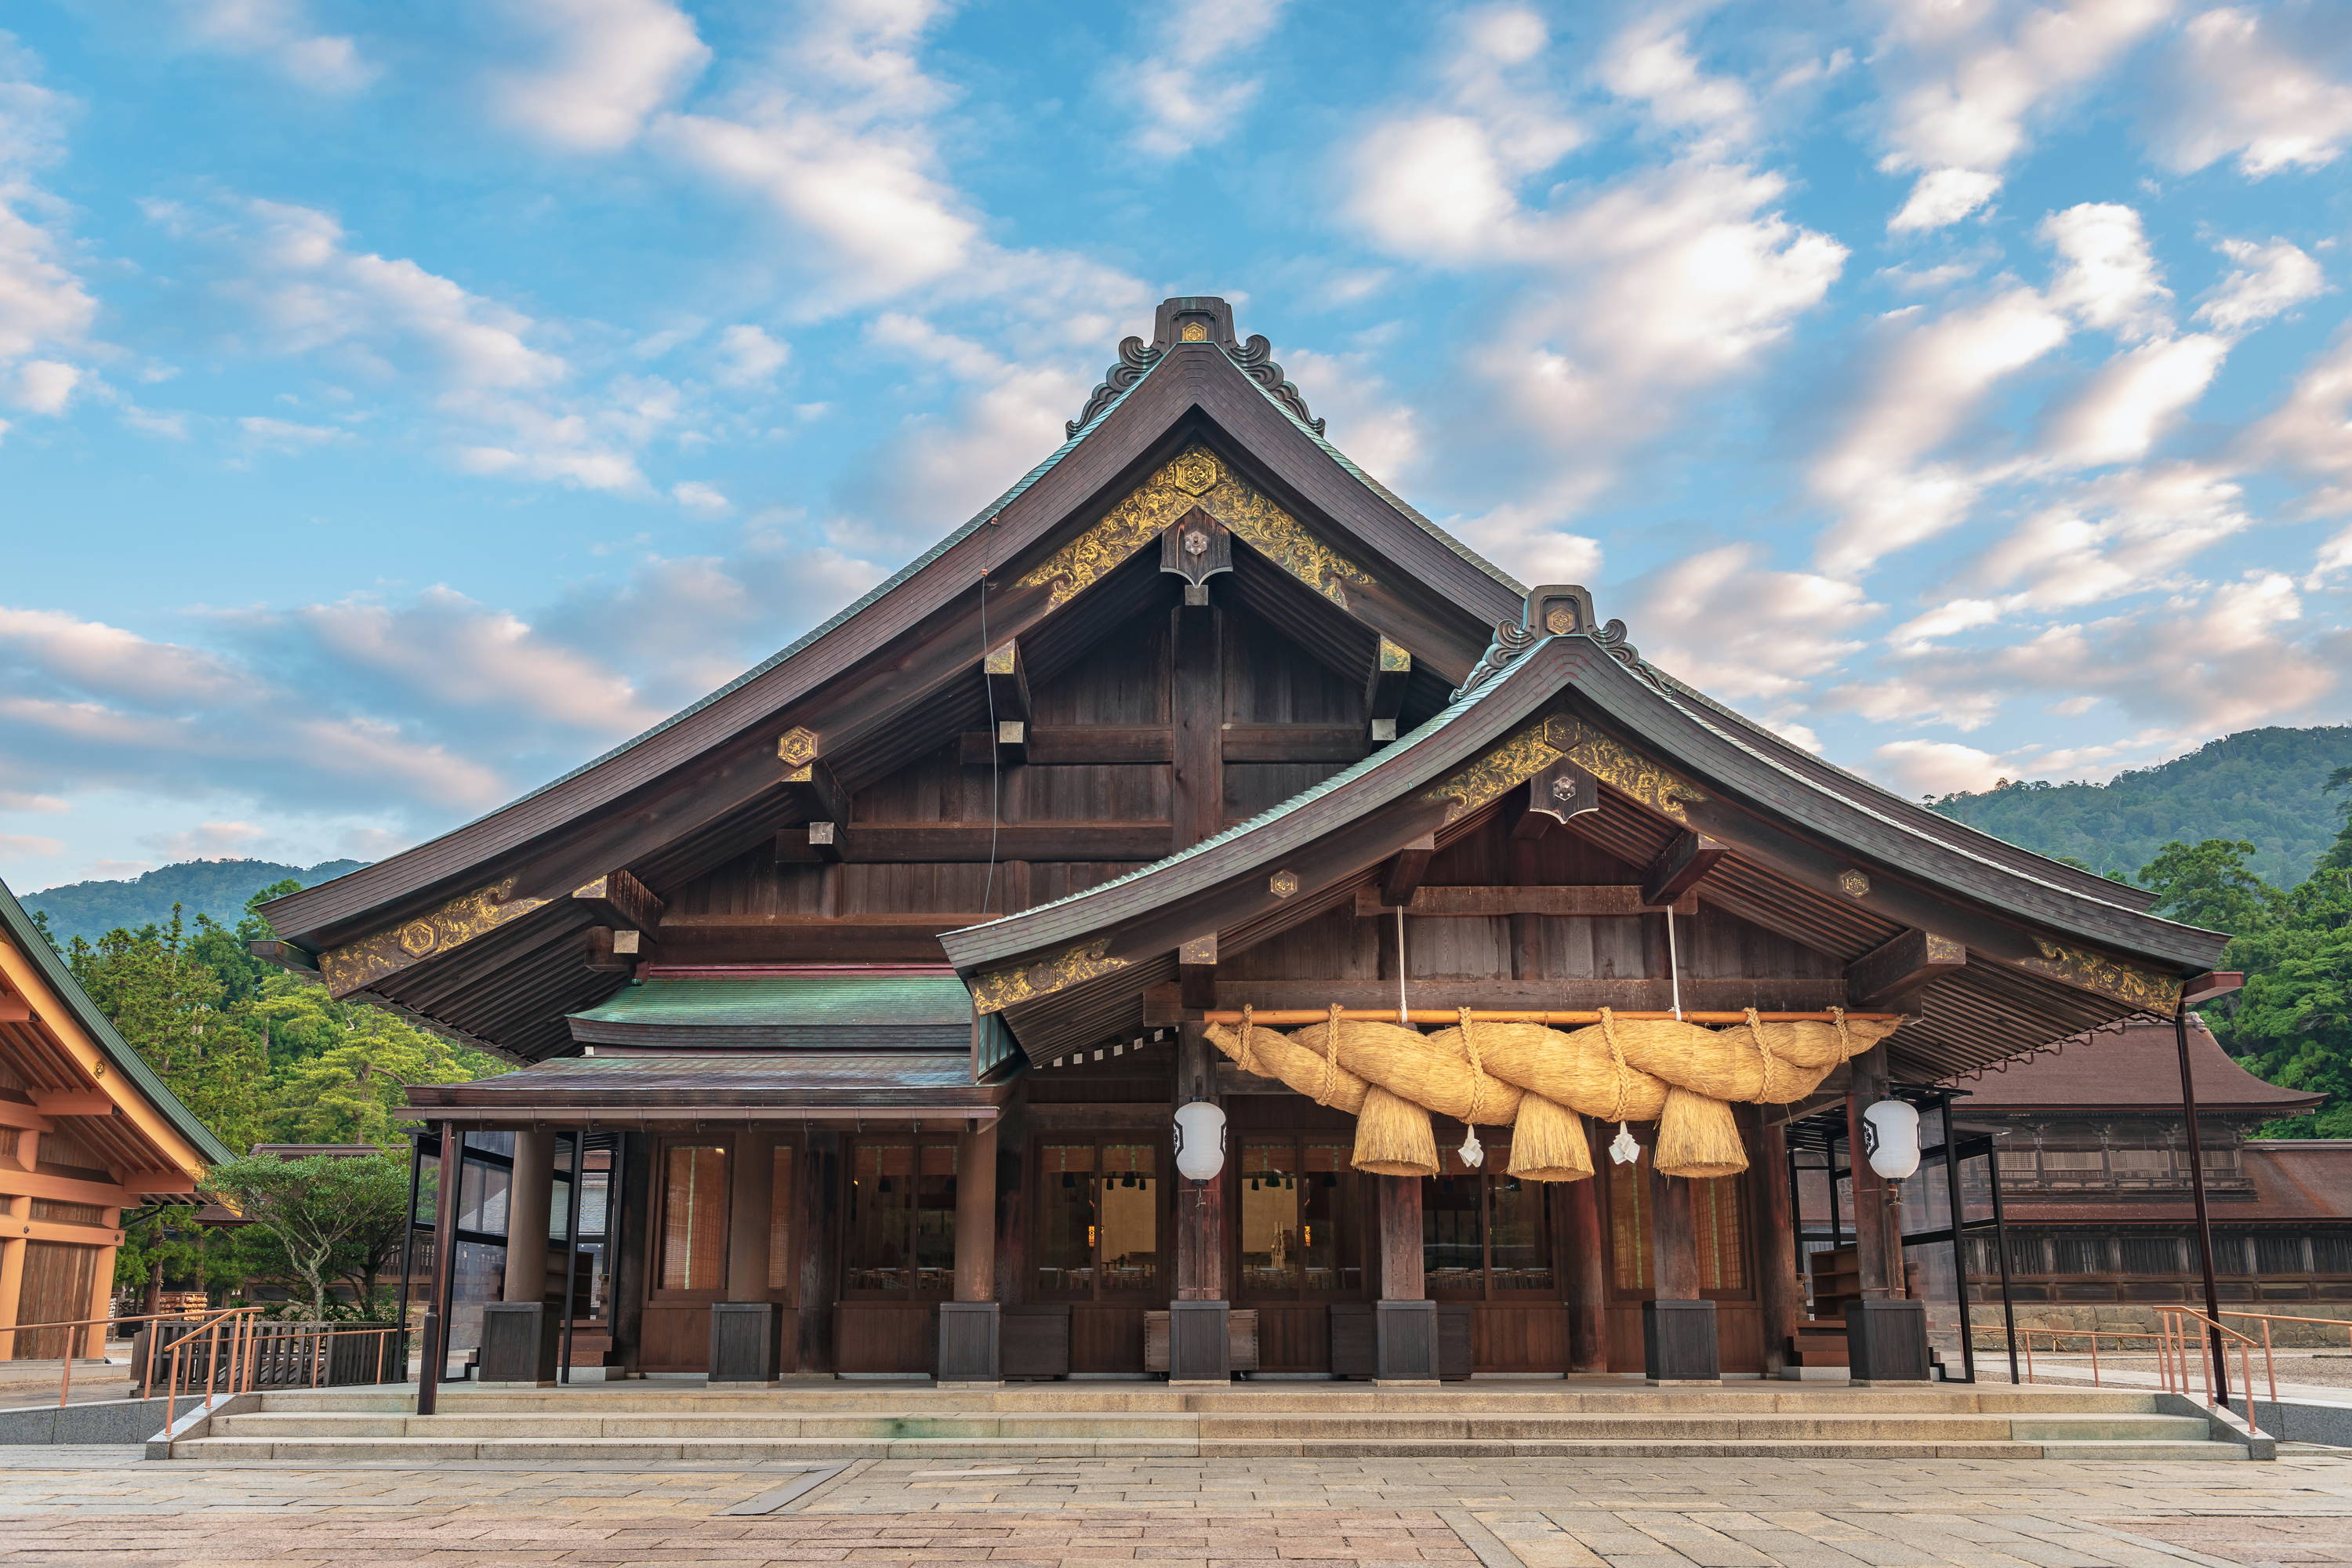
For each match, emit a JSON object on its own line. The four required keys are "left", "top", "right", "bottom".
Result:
{"left": 0, "top": 877, "right": 230, "bottom": 1359}
{"left": 257, "top": 296, "right": 2235, "bottom": 1388}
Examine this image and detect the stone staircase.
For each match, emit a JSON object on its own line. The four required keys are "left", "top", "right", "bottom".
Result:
{"left": 167, "top": 1381, "right": 2263, "bottom": 1461}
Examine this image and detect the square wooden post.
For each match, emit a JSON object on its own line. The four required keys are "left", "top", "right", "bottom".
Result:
{"left": 1751, "top": 1110, "right": 1804, "bottom": 1379}
{"left": 1643, "top": 1158, "right": 1719, "bottom": 1383}
{"left": 1845, "top": 1046, "right": 1930, "bottom": 1381}
{"left": 939, "top": 1120, "right": 1001, "bottom": 1385}
{"left": 1374, "top": 1174, "right": 1436, "bottom": 1383}
{"left": 483, "top": 1127, "right": 560, "bottom": 1385}
{"left": 713, "top": 1130, "right": 782, "bottom": 1384}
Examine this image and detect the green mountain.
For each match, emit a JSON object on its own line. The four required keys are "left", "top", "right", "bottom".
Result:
{"left": 24, "top": 858, "right": 366, "bottom": 943}
{"left": 1930, "top": 727, "right": 2352, "bottom": 887}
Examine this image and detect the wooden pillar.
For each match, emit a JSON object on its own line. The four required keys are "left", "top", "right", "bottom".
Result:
{"left": 1174, "top": 1025, "right": 1225, "bottom": 1302}
{"left": 504, "top": 1128, "right": 555, "bottom": 1302}
{"left": 1377, "top": 1176, "right": 1422, "bottom": 1299}
{"left": 954, "top": 1123, "right": 998, "bottom": 1301}
{"left": 608, "top": 1132, "right": 652, "bottom": 1378}
{"left": 1752, "top": 1111, "right": 1803, "bottom": 1379}
{"left": 796, "top": 1131, "right": 841, "bottom": 1374}
{"left": 1643, "top": 1157, "right": 1719, "bottom": 1381}
{"left": 83, "top": 1229, "right": 118, "bottom": 1359}
{"left": 417, "top": 1123, "right": 463, "bottom": 1412}
{"left": 1374, "top": 1174, "right": 1435, "bottom": 1381}
{"left": 1846, "top": 1047, "right": 1900, "bottom": 1297}
{"left": 1561, "top": 1165, "right": 1607, "bottom": 1372}
{"left": 0, "top": 1226, "right": 24, "bottom": 1361}
{"left": 1170, "top": 602, "right": 1224, "bottom": 848}
{"left": 726, "top": 1131, "right": 777, "bottom": 1303}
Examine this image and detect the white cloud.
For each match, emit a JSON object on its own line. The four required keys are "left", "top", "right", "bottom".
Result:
{"left": 1886, "top": 597, "right": 2003, "bottom": 651}
{"left": 143, "top": 818, "right": 270, "bottom": 861}
{"left": 2250, "top": 320, "right": 2352, "bottom": 515}
{"left": 1888, "top": 167, "right": 2002, "bottom": 231}
{"left": 2152, "top": 6, "right": 2352, "bottom": 176}
{"left": 2198, "top": 238, "right": 2328, "bottom": 333}
{"left": 1599, "top": 16, "right": 1756, "bottom": 151}
{"left": 489, "top": 0, "right": 707, "bottom": 151}
{"left": 1874, "top": 739, "right": 2004, "bottom": 796}
{"left": 670, "top": 479, "right": 730, "bottom": 514}
{"left": 0, "top": 38, "right": 97, "bottom": 416}
{"left": 1972, "top": 462, "right": 2250, "bottom": 608}
{"left": 2042, "top": 202, "right": 2170, "bottom": 339}
{"left": 711, "top": 323, "right": 789, "bottom": 388}
{"left": 1829, "top": 677, "right": 2004, "bottom": 732}
{"left": 1812, "top": 288, "right": 2069, "bottom": 574}
{"left": 238, "top": 414, "right": 347, "bottom": 450}
{"left": 0, "top": 790, "right": 64, "bottom": 812}
{"left": 2039, "top": 332, "right": 2225, "bottom": 468}
{"left": 0, "top": 608, "right": 243, "bottom": 706}
{"left": 1628, "top": 544, "right": 1878, "bottom": 701}
{"left": 0, "top": 832, "right": 62, "bottom": 861}
{"left": 1130, "top": 0, "right": 1291, "bottom": 158}
{"left": 173, "top": 0, "right": 373, "bottom": 93}
{"left": 1871, "top": 0, "right": 2174, "bottom": 230}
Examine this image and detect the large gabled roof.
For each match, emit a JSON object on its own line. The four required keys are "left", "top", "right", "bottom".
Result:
{"left": 260, "top": 299, "right": 1520, "bottom": 956}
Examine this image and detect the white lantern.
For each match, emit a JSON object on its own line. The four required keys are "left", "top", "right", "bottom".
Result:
{"left": 1172, "top": 1101, "right": 1228, "bottom": 1181}
{"left": 1863, "top": 1098, "right": 1921, "bottom": 1180}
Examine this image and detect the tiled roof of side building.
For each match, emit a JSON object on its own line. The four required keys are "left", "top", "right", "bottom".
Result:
{"left": 0, "top": 875, "right": 234, "bottom": 1164}
{"left": 1958, "top": 1017, "right": 2319, "bottom": 1110}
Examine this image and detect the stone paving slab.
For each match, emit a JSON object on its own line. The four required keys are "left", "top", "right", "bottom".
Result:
{"left": 0, "top": 1454, "right": 2350, "bottom": 1566}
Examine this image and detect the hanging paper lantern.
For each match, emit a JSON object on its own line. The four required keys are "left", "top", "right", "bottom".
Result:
{"left": 1864, "top": 1098, "right": 1922, "bottom": 1179}
{"left": 1172, "top": 1100, "right": 1228, "bottom": 1181}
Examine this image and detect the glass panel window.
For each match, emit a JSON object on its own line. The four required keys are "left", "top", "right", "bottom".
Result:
{"left": 1240, "top": 1140, "right": 1299, "bottom": 1295}
{"left": 1488, "top": 1175, "right": 1554, "bottom": 1293}
{"left": 1300, "top": 1140, "right": 1359, "bottom": 1295}
{"left": 1610, "top": 1164, "right": 1651, "bottom": 1293}
{"left": 1424, "top": 1171, "right": 1483, "bottom": 1296}
{"left": 659, "top": 1145, "right": 727, "bottom": 1292}
{"left": 457, "top": 1158, "right": 511, "bottom": 1236}
{"left": 1692, "top": 1177, "right": 1745, "bottom": 1292}
{"left": 845, "top": 1140, "right": 957, "bottom": 1297}
{"left": 1033, "top": 1139, "right": 1160, "bottom": 1300}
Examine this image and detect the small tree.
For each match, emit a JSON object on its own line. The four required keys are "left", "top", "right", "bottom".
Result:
{"left": 201, "top": 1152, "right": 412, "bottom": 1320}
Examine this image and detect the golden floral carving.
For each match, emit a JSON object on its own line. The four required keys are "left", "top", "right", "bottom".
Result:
{"left": 1838, "top": 869, "right": 1871, "bottom": 898}
{"left": 1181, "top": 320, "right": 1208, "bottom": 341}
{"left": 1377, "top": 637, "right": 1412, "bottom": 672}
{"left": 2020, "top": 939, "right": 2183, "bottom": 1013}
{"left": 971, "top": 938, "right": 1131, "bottom": 1015}
{"left": 1564, "top": 725, "right": 1706, "bottom": 825}
{"left": 1018, "top": 445, "right": 1374, "bottom": 611}
{"left": 983, "top": 642, "right": 1018, "bottom": 675}
{"left": 776, "top": 727, "right": 819, "bottom": 767}
{"left": 319, "top": 877, "right": 550, "bottom": 996}
{"left": 1419, "top": 715, "right": 1582, "bottom": 823}
{"left": 1269, "top": 871, "right": 1299, "bottom": 898}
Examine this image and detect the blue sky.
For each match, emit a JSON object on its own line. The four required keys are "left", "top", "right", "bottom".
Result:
{"left": 3, "top": 0, "right": 2351, "bottom": 891}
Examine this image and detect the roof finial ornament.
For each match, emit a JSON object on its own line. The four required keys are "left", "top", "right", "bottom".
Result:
{"left": 1067, "top": 296, "right": 1326, "bottom": 437}
{"left": 1452, "top": 585, "right": 1644, "bottom": 701}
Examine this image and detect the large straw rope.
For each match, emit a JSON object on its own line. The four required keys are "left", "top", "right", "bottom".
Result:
{"left": 1203, "top": 1005, "right": 1897, "bottom": 1180}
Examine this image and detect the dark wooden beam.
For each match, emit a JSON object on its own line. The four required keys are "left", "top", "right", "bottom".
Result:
{"left": 775, "top": 822, "right": 1170, "bottom": 863}
{"left": 1221, "top": 725, "right": 1367, "bottom": 764}
{"left": 247, "top": 938, "right": 318, "bottom": 973}
{"left": 2183, "top": 970, "right": 2245, "bottom": 1007}
{"left": 1178, "top": 932, "right": 1218, "bottom": 1010}
{"left": 1354, "top": 884, "right": 1696, "bottom": 917}
{"left": 779, "top": 759, "right": 849, "bottom": 826}
{"left": 584, "top": 926, "right": 629, "bottom": 973}
{"left": 572, "top": 869, "right": 664, "bottom": 931}
{"left": 1642, "top": 831, "right": 1726, "bottom": 907}
{"left": 959, "top": 725, "right": 1174, "bottom": 766}
{"left": 983, "top": 639, "right": 1031, "bottom": 723}
{"left": 1143, "top": 981, "right": 1185, "bottom": 1026}
{"left": 1171, "top": 602, "right": 1222, "bottom": 848}
{"left": 1845, "top": 928, "right": 1966, "bottom": 1009}
{"left": 1512, "top": 760, "right": 1598, "bottom": 840}
{"left": 1377, "top": 833, "right": 1436, "bottom": 908}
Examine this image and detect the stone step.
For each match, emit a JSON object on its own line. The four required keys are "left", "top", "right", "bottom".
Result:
{"left": 169, "top": 1433, "right": 2250, "bottom": 1462}
{"left": 249, "top": 1386, "right": 2174, "bottom": 1417}
{"left": 207, "top": 1410, "right": 2213, "bottom": 1443}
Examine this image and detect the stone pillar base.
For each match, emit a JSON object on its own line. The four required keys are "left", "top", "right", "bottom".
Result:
{"left": 1846, "top": 1299, "right": 1931, "bottom": 1384}
{"left": 1375, "top": 1301, "right": 1438, "bottom": 1382}
{"left": 1167, "top": 1301, "right": 1230, "bottom": 1384}
{"left": 480, "top": 1302, "right": 559, "bottom": 1386}
{"left": 1643, "top": 1299, "right": 1720, "bottom": 1384}
{"left": 938, "top": 1301, "right": 1000, "bottom": 1385}
{"left": 710, "top": 1302, "right": 783, "bottom": 1385}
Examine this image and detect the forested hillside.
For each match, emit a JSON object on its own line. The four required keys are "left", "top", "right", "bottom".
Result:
{"left": 25, "top": 858, "right": 364, "bottom": 942}
{"left": 1931, "top": 728, "right": 2352, "bottom": 886}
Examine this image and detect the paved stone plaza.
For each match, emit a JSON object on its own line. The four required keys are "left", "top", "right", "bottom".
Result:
{"left": 8, "top": 1447, "right": 2352, "bottom": 1567}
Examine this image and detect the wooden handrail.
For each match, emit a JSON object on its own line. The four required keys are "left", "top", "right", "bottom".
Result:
{"left": 1203, "top": 1008, "right": 1909, "bottom": 1025}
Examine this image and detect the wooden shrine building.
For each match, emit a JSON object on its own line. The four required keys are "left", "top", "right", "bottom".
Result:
{"left": 256, "top": 297, "right": 2236, "bottom": 1388}
{"left": 0, "top": 876, "right": 229, "bottom": 1361}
